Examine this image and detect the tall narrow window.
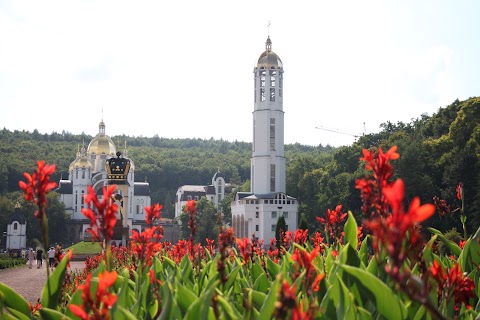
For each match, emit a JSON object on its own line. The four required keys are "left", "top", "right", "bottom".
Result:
{"left": 261, "top": 88, "right": 265, "bottom": 102}
{"left": 261, "top": 76, "right": 266, "bottom": 87}
{"left": 270, "top": 88, "right": 275, "bottom": 101}
{"left": 13, "top": 222, "right": 18, "bottom": 230}
{"left": 82, "top": 169, "right": 85, "bottom": 179}
{"left": 81, "top": 190, "right": 84, "bottom": 205}
{"left": 270, "top": 164, "right": 276, "bottom": 192}
{"left": 270, "top": 69, "right": 276, "bottom": 86}
{"left": 270, "top": 118, "right": 275, "bottom": 150}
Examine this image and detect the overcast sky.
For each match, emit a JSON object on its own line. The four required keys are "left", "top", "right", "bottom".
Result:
{"left": 1, "top": 1, "right": 479, "bottom": 147}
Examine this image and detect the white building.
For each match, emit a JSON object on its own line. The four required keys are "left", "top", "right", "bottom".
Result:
{"left": 6, "top": 206, "right": 27, "bottom": 250}
{"left": 174, "top": 172, "right": 225, "bottom": 219}
{"left": 56, "top": 120, "right": 151, "bottom": 243}
{"left": 231, "top": 36, "right": 298, "bottom": 242}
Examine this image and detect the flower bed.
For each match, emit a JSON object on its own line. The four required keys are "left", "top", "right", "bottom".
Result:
{"left": 0, "top": 147, "right": 478, "bottom": 319}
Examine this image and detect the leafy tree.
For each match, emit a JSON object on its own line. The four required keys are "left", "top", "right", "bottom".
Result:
{"left": 299, "top": 213, "right": 308, "bottom": 231}
{"left": 275, "top": 216, "right": 286, "bottom": 249}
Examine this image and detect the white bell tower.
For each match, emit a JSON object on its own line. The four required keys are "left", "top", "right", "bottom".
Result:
{"left": 251, "top": 36, "right": 285, "bottom": 194}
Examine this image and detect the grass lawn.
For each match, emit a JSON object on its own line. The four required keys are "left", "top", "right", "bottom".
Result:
{"left": 65, "top": 241, "right": 102, "bottom": 255}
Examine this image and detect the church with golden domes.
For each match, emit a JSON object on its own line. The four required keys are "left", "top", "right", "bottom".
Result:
{"left": 56, "top": 119, "right": 151, "bottom": 244}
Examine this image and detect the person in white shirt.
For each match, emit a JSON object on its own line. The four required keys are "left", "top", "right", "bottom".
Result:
{"left": 48, "top": 247, "right": 55, "bottom": 269}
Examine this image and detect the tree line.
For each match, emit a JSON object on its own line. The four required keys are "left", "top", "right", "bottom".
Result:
{"left": 0, "top": 96, "right": 478, "bottom": 244}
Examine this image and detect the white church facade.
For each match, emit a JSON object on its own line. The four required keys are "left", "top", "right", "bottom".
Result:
{"left": 6, "top": 206, "right": 27, "bottom": 250}
{"left": 231, "top": 37, "right": 298, "bottom": 242}
{"left": 56, "top": 120, "right": 151, "bottom": 243}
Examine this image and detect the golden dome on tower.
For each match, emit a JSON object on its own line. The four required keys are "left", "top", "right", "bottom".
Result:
{"left": 257, "top": 36, "right": 283, "bottom": 69}
{"left": 87, "top": 120, "right": 117, "bottom": 156}
{"left": 69, "top": 146, "right": 93, "bottom": 171}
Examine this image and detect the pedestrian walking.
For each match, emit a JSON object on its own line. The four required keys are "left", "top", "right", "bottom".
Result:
{"left": 28, "top": 248, "right": 34, "bottom": 269}
{"left": 36, "top": 248, "right": 43, "bottom": 268}
{"left": 48, "top": 247, "right": 55, "bottom": 270}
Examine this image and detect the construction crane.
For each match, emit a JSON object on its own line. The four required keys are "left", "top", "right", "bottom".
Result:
{"left": 315, "top": 123, "right": 366, "bottom": 138}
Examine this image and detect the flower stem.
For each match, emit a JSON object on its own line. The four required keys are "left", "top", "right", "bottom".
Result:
{"left": 41, "top": 206, "right": 51, "bottom": 295}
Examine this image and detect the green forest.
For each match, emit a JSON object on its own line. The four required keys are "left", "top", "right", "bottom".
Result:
{"left": 0, "top": 96, "right": 479, "bottom": 245}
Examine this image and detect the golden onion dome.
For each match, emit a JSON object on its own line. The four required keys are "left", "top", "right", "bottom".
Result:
{"left": 69, "top": 157, "right": 93, "bottom": 171}
{"left": 87, "top": 135, "right": 116, "bottom": 156}
{"left": 257, "top": 36, "right": 283, "bottom": 69}
{"left": 87, "top": 119, "right": 117, "bottom": 156}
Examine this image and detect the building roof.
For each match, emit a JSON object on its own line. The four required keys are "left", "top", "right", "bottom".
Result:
{"left": 56, "top": 180, "right": 73, "bottom": 194}
{"left": 240, "top": 192, "right": 297, "bottom": 200}
{"left": 180, "top": 185, "right": 208, "bottom": 192}
{"left": 9, "top": 210, "right": 26, "bottom": 224}
{"left": 134, "top": 182, "right": 150, "bottom": 196}
{"left": 205, "top": 185, "right": 215, "bottom": 195}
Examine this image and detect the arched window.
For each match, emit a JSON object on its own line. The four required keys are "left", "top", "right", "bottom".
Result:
{"left": 13, "top": 222, "right": 18, "bottom": 230}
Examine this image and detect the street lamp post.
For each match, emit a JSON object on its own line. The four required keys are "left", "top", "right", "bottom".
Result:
{"left": 2, "top": 231, "right": 7, "bottom": 252}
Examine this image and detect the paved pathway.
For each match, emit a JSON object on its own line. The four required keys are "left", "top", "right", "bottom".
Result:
{"left": 0, "top": 260, "right": 86, "bottom": 304}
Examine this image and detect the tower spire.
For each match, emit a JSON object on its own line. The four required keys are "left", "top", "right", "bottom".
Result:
{"left": 266, "top": 21, "right": 272, "bottom": 52}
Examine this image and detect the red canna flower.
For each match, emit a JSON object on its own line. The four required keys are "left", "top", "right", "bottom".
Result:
{"left": 312, "top": 273, "right": 325, "bottom": 292}
{"left": 81, "top": 185, "right": 118, "bottom": 245}
{"left": 217, "top": 227, "right": 235, "bottom": 284}
{"left": 355, "top": 146, "right": 399, "bottom": 218}
{"left": 145, "top": 203, "right": 163, "bottom": 226}
{"left": 273, "top": 280, "right": 315, "bottom": 320}
{"left": 430, "top": 260, "right": 475, "bottom": 310}
{"left": 433, "top": 196, "right": 451, "bottom": 216}
{"left": 316, "top": 205, "right": 347, "bottom": 242}
{"left": 19, "top": 160, "right": 57, "bottom": 220}
{"left": 456, "top": 182, "right": 464, "bottom": 200}
{"left": 205, "top": 238, "right": 215, "bottom": 254}
{"left": 29, "top": 301, "right": 42, "bottom": 315}
{"left": 130, "top": 203, "right": 164, "bottom": 267}
{"left": 459, "top": 240, "right": 466, "bottom": 249}
{"left": 185, "top": 200, "right": 196, "bottom": 214}
{"left": 130, "top": 227, "right": 163, "bottom": 267}
{"left": 310, "top": 232, "right": 324, "bottom": 252}
{"left": 366, "top": 179, "right": 435, "bottom": 277}
{"left": 185, "top": 200, "right": 197, "bottom": 258}
{"left": 236, "top": 237, "right": 252, "bottom": 265}
{"left": 69, "top": 270, "right": 118, "bottom": 320}
{"left": 291, "top": 246, "right": 321, "bottom": 290}
{"left": 294, "top": 229, "right": 308, "bottom": 245}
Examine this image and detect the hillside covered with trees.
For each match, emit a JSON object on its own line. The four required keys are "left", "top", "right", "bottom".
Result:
{"left": 0, "top": 96, "right": 478, "bottom": 245}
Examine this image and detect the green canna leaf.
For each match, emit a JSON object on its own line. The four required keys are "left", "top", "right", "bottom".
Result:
{"left": 175, "top": 278, "right": 198, "bottom": 316}
{"left": 253, "top": 272, "right": 269, "bottom": 293}
{"left": 41, "top": 251, "right": 72, "bottom": 309}
{"left": 336, "top": 275, "right": 356, "bottom": 320}
{"left": 39, "top": 307, "right": 74, "bottom": 320}
{"left": 184, "top": 279, "right": 217, "bottom": 320}
{"left": 343, "top": 211, "right": 358, "bottom": 249}
{"left": 266, "top": 256, "right": 280, "bottom": 278}
{"left": 258, "top": 273, "right": 281, "bottom": 319}
{"left": 428, "top": 228, "right": 462, "bottom": 256}
{"left": 0, "top": 282, "right": 31, "bottom": 319}
{"left": 216, "top": 294, "right": 241, "bottom": 319}
{"left": 339, "top": 264, "right": 407, "bottom": 320}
